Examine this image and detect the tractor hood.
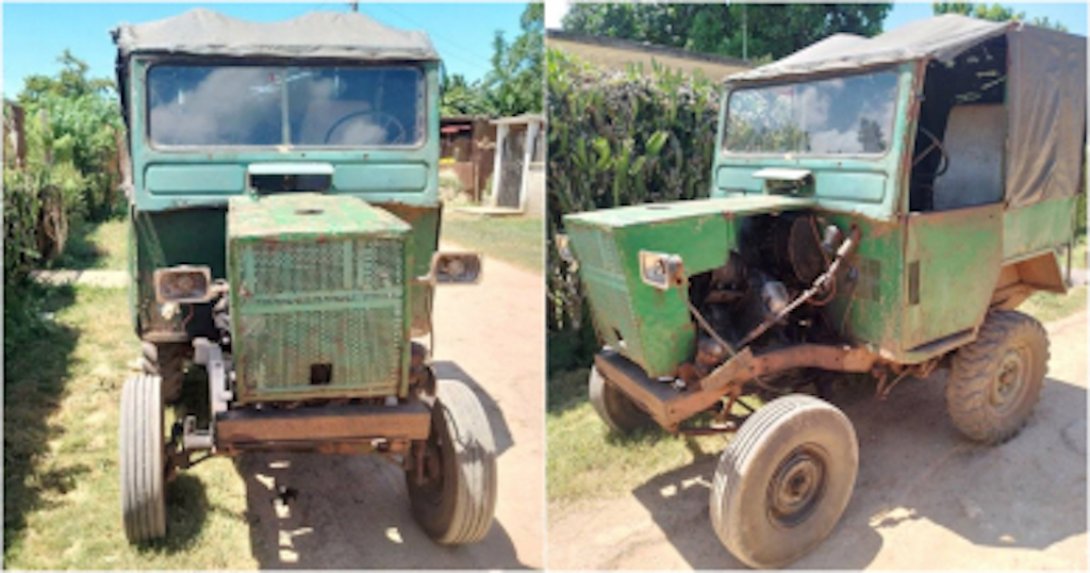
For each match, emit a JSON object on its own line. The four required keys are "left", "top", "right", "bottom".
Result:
{"left": 565, "top": 195, "right": 814, "bottom": 231}
{"left": 564, "top": 195, "right": 815, "bottom": 378}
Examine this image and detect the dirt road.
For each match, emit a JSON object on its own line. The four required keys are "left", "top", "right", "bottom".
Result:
{"left": 236, "top": 245, "right": 544, "bottom": 569}
{"left": 548, "top": 312, "right": 1087, "bottom": 569}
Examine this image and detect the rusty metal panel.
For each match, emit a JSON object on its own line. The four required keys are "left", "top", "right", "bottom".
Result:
{"left": 215, "top": 402, "right": 431, "bottom": 447}
{"left": 229, "top": 193, "right": 411, "bottom": 403}
{"left": 903, "top": 203, "right": 1002, "bottom": 351}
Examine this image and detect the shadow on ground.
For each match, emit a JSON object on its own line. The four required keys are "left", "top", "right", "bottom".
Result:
{"left": 235, "top": 367, "right": 527, "bottom": 569}
{"left": 2, "top": 283, "right": 79, "bottom": 553}
{"left": 631, "top": 370, "right": 1088, "bottom": 569}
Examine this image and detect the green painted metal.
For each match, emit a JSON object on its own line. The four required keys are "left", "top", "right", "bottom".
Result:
{"left": 902, "top": 204, "right": 1003, "bottom": 351}
{"left": 565, "top": 196, "right": 815, "bottom": 378}
{"left": 570, "top": 58, "right": 1080, "bottom": 380}
{"left": 1002, "top": 197, "right": 1079, "bottom": 262}
{"left": 818, "top": 213, "right": 905, "bottom": 356}
{"left": 125, "top": 57, "right": 442, "bottom": 212}
{"left": 228, "top": 193, "right": 411, "bottom": 402}
{"left": 710, "top": 63, "right": 917, "bottom": 222}
{"left": 122, "top": 53, "right": 445, "bottom": 386}
{"left": 130, "top": 207, "right": 228, "bottom": 336}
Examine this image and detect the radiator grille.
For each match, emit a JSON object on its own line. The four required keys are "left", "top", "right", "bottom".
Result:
{"left": 232, "top": 236, "right": 405, "bottom": 401}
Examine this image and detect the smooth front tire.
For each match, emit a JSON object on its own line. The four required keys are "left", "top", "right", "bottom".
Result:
{"left": 588, "top": 365, "right": 654, "bottom": 434}
{"left": 120, "top": 373, "right": 167, "bottom": 543}
{"left": 946, "top": 310, "right": 1048, "bottom": 444}
{"left": 407, "top": 380, "right": 497, "bottom": 545}
{"left": 710, "top": 394, "right": 858, "bottom": 569}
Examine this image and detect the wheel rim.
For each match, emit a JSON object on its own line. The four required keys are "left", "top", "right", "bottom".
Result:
{"left": 413, "top": 428, "right": 447, "bottom": 507}
{"left": 991, "top": 347, "right": 1029, "bottom": 415}
{"left": 767, "top": 445, "right": 827, "bottom": 527}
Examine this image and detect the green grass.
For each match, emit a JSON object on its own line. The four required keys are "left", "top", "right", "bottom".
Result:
{"left": 1019, "top": 233, "right": 1087, "bottom": 323}
{"left": 50, "top": 218, "right": 128, "bottom": 271}
{"left": 546, "top": 368, "right": 733, "bottom": 503}
{"left": 441, "top": 211, "right": 543, "bottom": 274}
{"left": 3, "top": 284, "right": 256, "bottom": 569}
{"left": 1020, "top": 286, "right": 1087, "bottom": 323}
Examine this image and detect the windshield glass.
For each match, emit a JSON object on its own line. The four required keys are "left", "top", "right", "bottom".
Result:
{"left": 723, "top": 70, "right": 899, "bottom": 155}
{"left": 147, "top": 64, "right": 425, "bottom": 147}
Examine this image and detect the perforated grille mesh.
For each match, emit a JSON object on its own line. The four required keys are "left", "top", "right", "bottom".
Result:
{"left": 232, "top": 236, "right": 405, "bottom": 401}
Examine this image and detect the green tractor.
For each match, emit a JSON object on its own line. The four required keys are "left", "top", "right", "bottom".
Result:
{"left": 113, "top": 9, "right": 495, "bottom": 545}
{"left": 563, "top": 15, "right": 1085, "bottom": 568}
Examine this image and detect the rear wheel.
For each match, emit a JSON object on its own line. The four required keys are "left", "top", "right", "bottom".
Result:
{"left": 407, "top": 380, "right": 497, "bottom": 544}
{"left": 946, "top": 310, "right": 1047, "bottom": 444}
{"left": 120, "top": 373, "right": 167, "bottom": 543}
{"left": 588, "top": 366, "right": 654, "bottom": 434}
{"left": 710, "top": 394, "right": 858, "bottom": 568}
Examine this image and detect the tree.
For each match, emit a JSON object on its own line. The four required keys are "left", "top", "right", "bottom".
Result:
{"left": 562, "top": 4, "right": 893, "bottom": 62}
{"left": 440, "top": 72, "right": 489, "bottom": 116}
{"left": 18, "top": 49, "right": 114, "bottom": 107}
{"left": 933, "top": 2, "right": 1069, "bottom": 32}
{"left": 481, "top": 3, "right": 543, "bottom": 116}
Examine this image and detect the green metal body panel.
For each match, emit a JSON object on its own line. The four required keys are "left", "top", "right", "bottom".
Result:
{"left": 569, "top": 60, "right": 1080, "bottom": 379}
{"left": 565, "top": 196, "right": 815, "bottom": 378}
{"left": 228, "top": 193, "right": 412, "bottom": 402}
{"left": 120, "top": 54, "right": 444, "bottom": 401}
{"left": 902, "top": 204, "right": 1003, "bottom": 351}
{"left": 125, "top": 57, "right": 442, "bottom": 212}
{"left": 710, "top": 64, "right": 916, "bottom": 222}
{"left": 1002, "top": 197, "right": 1079, "bottom": 261}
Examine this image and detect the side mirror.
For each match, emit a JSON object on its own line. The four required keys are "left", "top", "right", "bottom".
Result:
{"left": 154, "top": 265, "right": 215, "bottom": 303}
{"left": 638, "top": 251, "right": 685, "bottom": 290}
{"left": 426, "top": 252, "right": 482, "bottom": 285}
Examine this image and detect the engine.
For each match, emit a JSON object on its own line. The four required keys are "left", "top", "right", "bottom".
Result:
{"left": 685, "top": 213, "right": 848, "bottom": 376}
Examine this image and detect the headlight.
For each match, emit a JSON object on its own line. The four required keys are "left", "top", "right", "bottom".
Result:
{"left": 639, "top": 251, "right": 684, "bottom": 290}
{"left": 154, "top": 265, "right": 213, "bottom": 303}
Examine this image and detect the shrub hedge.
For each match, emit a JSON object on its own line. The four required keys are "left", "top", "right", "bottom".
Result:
{"left": 545, "top": 49, "right": 722, "bottom": 373}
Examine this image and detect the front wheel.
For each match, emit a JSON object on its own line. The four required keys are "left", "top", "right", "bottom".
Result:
{"left": 588, "top": 366, "right": 654, "bottom": 434}
{"left": 120, "top": 373, "right": 167, "bottom": 543}
{"left": 407, "top": 380, "right": 497, "bottom": 545}
{"left": 946, "top": 310, "right": 1048, "bottom": 444}
{"left": 710, "top": 394, "right": 858, "bottom": 568}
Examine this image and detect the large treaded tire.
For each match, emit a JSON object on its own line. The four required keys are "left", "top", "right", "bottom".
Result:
{"left": 120, "top": 373, "right": 167, "bottom": 543}
{"left": 588, "top": 366, "right": 654, "bottom": 434}
{"left": 408, "top": 380, "right": 497, "bottom": 545}
{"left": 141, "top": 342, "right": 186, "bottom": 404}
{"left": 710, "top": 394, "right": 858, "bottom": 569}
{"left": 946, "top": 310, "right": 1048, "bottom": 444}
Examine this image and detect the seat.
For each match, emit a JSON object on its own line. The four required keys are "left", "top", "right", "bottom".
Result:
{"left": 932, "top": 104, "right": 1006, "bottom": 210}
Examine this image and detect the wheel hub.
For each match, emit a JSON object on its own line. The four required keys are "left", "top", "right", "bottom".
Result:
{"left": 991, "top": 348, "right": 1028, "bottom": 414}
{"left": 768, "top": 446, "right": 827, "bottom": 527}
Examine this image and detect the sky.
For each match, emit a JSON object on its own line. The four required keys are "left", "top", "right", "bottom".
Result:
{"left": 2, "top": 2, "right": 528, "bottom": 98}
{"left": 544, "top": 1, "right": 1088, "bottom": 37}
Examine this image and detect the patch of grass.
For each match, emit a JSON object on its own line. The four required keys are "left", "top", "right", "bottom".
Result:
{"left": 50, "top": 218, "right": 128, "bottom": 271}
{"left": 1020, "top": 285, "right": 1087, "bottom": 324}
{"left": 441, "top": 210, "right": 543, "bottom": 274}
{"left": 2, "top": 284, "right": 255, "bottom": 569}
{"left": 546, "top": 368, "right": 729, "bottom": 503}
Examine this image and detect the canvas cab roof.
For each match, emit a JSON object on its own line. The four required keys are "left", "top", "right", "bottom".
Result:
{"left": 112, "top": 8, "right": 439, "bottom": 61}
{"left": 726, "top": 14, "right": 1012, "bottom": 83}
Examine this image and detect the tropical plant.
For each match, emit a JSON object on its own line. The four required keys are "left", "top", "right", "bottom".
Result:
{"left": 546, "top": 49, "right": 721, "bottom": 371}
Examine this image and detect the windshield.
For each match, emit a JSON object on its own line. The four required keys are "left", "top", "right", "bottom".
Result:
{"left": 723, "top": 70, "right": 899, "bottom": 155}
{"left": 147, "top": 64, "right": 426, "bottom": 147}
